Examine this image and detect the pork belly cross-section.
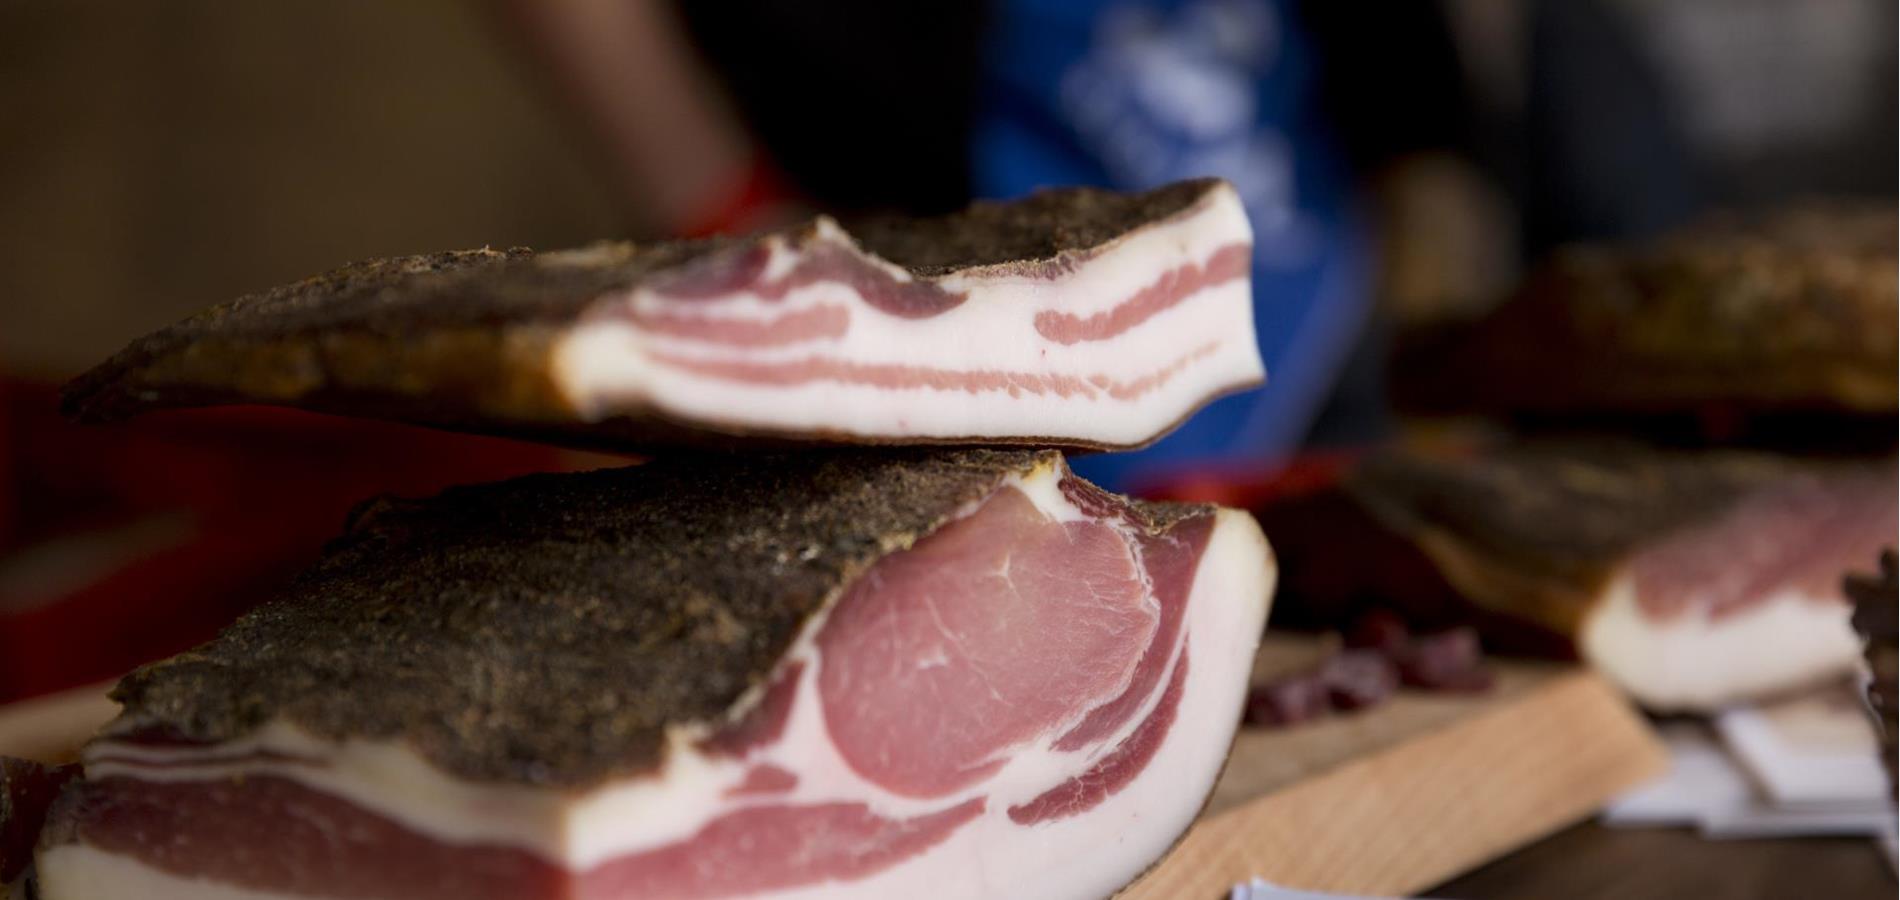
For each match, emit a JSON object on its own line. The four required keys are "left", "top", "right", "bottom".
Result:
{"left": 36, "top": 450, "right": 1275, "bottom": 900}
{"left": 63, "top": 180, "right": 1262, "bottom": 452}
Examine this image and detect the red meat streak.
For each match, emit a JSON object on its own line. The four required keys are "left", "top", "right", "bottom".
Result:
{"left": 1632, "top": 467, "right": 1898, "bottom": 621}
{"left": 646, "top": 342, "right": 1220, "bottom": 403}
{"left": 631, "top": 305, "right": 850, "bottom": 347}
{"left": 1009, "top": 644, "right": 1191, "bottom": 825}
{"left": 816, "top": 486, "right": 1155, "bottom": 796}
{"left": 1034, "top": 243, "right": 1250, "bottom": 344}
{"left": 623, "top": 242, "right": 1248, "bottom": 349}
{"left": 647, "top": 244, "right": 962, "bottom": 318}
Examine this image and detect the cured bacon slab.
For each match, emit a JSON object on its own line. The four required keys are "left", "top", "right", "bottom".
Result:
{"left": 33, "top": 450, "right": 1274, "bottom": 899}
{"left": 1259, "top": 439, "right": 1896, "bottom": 711}
{"left": 1397, "top": 204, "right": 1898, "bottom": 423}
{"left": 61, "top": 180, "right": 1261, "bottom": 451}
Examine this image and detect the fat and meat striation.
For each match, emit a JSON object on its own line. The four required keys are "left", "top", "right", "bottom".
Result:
{"left": 61, "top": 180, "right": 1261, "bottom": 451}
{"left": 34, "top": 449, "right": 1275, "bottom": 899}
{"left": 1260, "top": 439, "right": 1895, "bottom": 711}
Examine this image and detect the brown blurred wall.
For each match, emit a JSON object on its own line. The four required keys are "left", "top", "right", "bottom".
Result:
{"left": 0, "top": 1, "right": 626, "bottom": 378}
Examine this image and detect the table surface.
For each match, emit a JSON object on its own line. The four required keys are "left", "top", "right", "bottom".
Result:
{"left": 1433, "top": 820, "right": 1893, "bottom": 900}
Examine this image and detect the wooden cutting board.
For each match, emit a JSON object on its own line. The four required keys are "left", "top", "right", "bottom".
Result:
{"left": 1125, "top": 636, "right": 1667, "bottom": 897}
{"left": 0, "top": 637, "right": 1664, "bottom": 897}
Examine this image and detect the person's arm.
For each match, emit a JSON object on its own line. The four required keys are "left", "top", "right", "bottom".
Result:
{"left": 493, "top": 0, "right": 784, "bottom": 235}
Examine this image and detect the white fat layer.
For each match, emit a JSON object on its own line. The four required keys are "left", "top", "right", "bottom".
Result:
{"left": 46, "top": 494, "right": 1276, "bottom": 900}
{"left": 551, "top": 187, "right": 1260, "bottom": 446}
{"left": 1579, "top": 573, "right": 1862, "bottom": 712}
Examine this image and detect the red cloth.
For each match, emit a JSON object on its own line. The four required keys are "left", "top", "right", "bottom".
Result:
{"left": 1130, "top": 450, "right": 1362, "bottom": 509}
{"left": 0, "top": 382, "right": 601, "bottom": 702}
{"left": 677, "top": 156, "right": 798, "bottom": 239}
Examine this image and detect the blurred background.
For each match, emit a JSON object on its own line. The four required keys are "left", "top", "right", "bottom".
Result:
{"left": 0, "top": 1, "right": 1896, "bottom": 895}
{"left": 1, "top": 0, "right": 1894, "bottom": 689}
{"left": 5, "top": 0, "right": 1893, "bottom": 396}
{"left": 2, "top": 0, "right": 1895, "bottom": 675}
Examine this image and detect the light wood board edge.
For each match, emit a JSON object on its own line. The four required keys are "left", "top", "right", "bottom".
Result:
{"left": 1124, "top": 670, "right": 1667, "bottom": 898}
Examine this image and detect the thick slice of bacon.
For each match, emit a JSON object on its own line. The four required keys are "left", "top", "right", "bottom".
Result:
{"left": 1259, "top": 438, "right": 1896, "bottom": 711}
{"left": 61, "top": 180, "right": 1261, "bottom": 452}
{"left": 34, "top": 450, "right": 1275, "bottom": 899}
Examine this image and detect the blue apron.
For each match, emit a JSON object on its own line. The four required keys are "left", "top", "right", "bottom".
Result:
{"left": 973, "top": 0, "right": 1372, "bottom": 492}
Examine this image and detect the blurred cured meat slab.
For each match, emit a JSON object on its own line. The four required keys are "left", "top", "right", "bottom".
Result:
{"left": 1250, "top": 437, "right": 1895, "bottom": 711}
{"left": 1396, "top": 204, "right": 1898, "bottom": 427}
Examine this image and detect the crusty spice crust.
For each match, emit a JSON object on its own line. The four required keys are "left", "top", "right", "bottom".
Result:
{"left": 1344, "top": 438, "right": 1890, "bottom": 636}
{"left": 58, "top": 241, "right": 713, "bottom": 426}
{"left": 107, "top": 449, "right": 1041, "bottom": 787}
{"left": 103, "top": 449, "right": 1213, "bottom": 789}
{"left": 850, "top": 178, "right": 1219, "bottom": 278}
{"left": 60, "top": 180, "right": 1229, "bottom": 443}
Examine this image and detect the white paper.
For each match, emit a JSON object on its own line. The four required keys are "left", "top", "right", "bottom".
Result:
{"left": 1716, "top": 687, "right": 1888, "bottom": 806}
{"left": 1228, "top": 878, "right": 1437, "bottom": 900}
{"left": 1602, "top": 723, "right": 1753, "bottom": 826}
{"left": 1697, "top": 799, "right": 1893, "bottom": 838}
{"left": 1604, "top": 687, "right": 1895, "bottom": 840}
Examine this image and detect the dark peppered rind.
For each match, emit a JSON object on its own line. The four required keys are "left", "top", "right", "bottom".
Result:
{"left": 1341, "top": 438, "right": 1890, "bottom": 635}
{"left": 1396, "top": 203, "right": 1899, "bottom": 418}
{"left": 58, "top": 242, "right": 723, "bottom": 426}
{"left": 849, "top": 178, "right": 1221, "bottom": 277}
{"left": 1351, "top": 440, "right": 1795, "bottom": 578}
{"left": 60, "top": 180, "right": 1228, "bottom": 440}
{"left": 102, "top": 449, "right": 1075, "bottom": 788}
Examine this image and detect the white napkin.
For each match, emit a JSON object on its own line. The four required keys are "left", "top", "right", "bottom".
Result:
{"left": 1229, "top": 878, "right": 1435, "bottom": 900}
